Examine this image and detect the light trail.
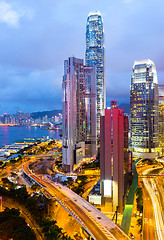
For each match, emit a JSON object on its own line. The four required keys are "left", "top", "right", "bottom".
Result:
{"left": 142, "top": 168, "right": 164, "bottom": 240}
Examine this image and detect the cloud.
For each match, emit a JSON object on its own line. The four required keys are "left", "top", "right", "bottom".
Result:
{"left": 0, "top": 1, "right": 33, "bottom": 27}
{"left": 0, "top": 1, "right": 22, "bottom": 27}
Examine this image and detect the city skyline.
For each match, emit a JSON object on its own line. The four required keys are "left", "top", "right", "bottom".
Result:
{"left": 0, "top": 0, "right": 164, "bottom": 114}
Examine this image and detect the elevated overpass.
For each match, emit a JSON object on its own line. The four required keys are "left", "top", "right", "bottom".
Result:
{"left": 23, "top": 161, "right": 130, "bottom": 240}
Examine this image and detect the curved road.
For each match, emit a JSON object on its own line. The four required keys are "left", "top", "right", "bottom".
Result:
{"left": 23, "top": 161, "right": 130, "bottom": 240}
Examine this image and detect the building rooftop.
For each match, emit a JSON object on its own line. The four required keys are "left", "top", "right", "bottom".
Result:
{"left": 133, "top": 59, "right": 156, "bottom": 67}
{"left": 88, "top": 11, "right": 101, "bottom": 17}
{"left": 133, "top": 59, "right": 158, "bottom": 84}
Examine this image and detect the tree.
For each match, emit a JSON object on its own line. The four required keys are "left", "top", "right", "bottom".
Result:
{"left": 2, "top": 178, "right": 15, "bottom": 189}
{"left": 0, "top": 208, "right": 36, "bottom": 240}
{"left": 67, "top": 177, "right": 74, "bottom": 187}
{"left": 136, "top": 187, "right": 143, "bottom": 213}
{"left": 13, "top": 225, "right": 36, "bottom": 240}
{"left": 17, "top": 155, "right": 22, "bottom": 161}
{"left": 41, "top": 219, "right": 73, "bottom": 240}
{"left": 137, "top": 217, "right": 143, "bottom": 234}
{"left": 71, "top": 186, "right": 84, "bottom": 196}
{"left": 76, "top": 175, "right": 87, "bottom": 186}
{"left": 11, "top": 172, "right": 17, "bottom": 178}
{"left": 10, "top": 159, "right": 17, "bottom": 164}
{"left": 31, "top": 184, "right": 39, "bottom": 191}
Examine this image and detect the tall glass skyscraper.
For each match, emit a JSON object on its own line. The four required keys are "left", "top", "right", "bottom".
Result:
{"left": 86, "top": 11, "right": 105, "bottom": 136}
{"left": 62, "top": 57, "right": 96, "bottom": 171}
{"left": 130, "top": 59, "right": 159, "bottom": 158}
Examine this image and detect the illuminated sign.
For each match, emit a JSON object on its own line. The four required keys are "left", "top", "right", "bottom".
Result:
{"left": 104, "top": 180, "right": 112, "bottom": 197}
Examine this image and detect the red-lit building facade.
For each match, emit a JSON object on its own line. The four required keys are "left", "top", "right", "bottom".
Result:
{"left": 100, "top": 104, "right": 130, "bottom": 213}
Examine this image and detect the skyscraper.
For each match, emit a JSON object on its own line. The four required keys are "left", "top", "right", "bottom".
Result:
{"left": 86, "top": 11, "right": 105, "bottom": 136}
{"left": 112, "top": 106, "right": 124, "bottom": 212}
{"left": 100, "top": 103, "right": 129, "bottom": 213}
{"left": 62, "top": 68, "right": 77, "bottom": 171}
{"left": 100, "top": 101, "right": 129, "bottom": 212}
{"left": 62, "top": 57, "right": 96, "bottom": 171}
{"left": 100, "top": 108, "right": 112, "bottom": 209}
{"left": 159, "top": 85, "right": 164, "bottom": 155}
{"left": 130, "top": 59, "right": 159, "bottom": 158}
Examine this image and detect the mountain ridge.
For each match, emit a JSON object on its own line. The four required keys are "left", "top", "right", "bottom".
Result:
{"left": 31, "top": 109, "right": 62, "bottom": 119}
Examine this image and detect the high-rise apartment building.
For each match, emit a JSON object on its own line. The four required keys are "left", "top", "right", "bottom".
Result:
{"left": 86, "top": 11, "right": 105, "bottom": 136}
{"left": 62, "top": 57, "right": 96, "bottom": 171}
{"left": 100, "top": 103, "right": 129, "bottom": 212}
{"left": 100, "top": 108, "right": 112, "bottom": 209}
{"left": 130, "top": 59, "right": 159, "bottom": 158}
{"left": 159, "top": 85, "right": 164, "bottom": 155}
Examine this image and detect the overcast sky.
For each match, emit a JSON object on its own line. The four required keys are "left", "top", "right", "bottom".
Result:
{"left": 0, "top": 0, "right": 163, "bottom": 114}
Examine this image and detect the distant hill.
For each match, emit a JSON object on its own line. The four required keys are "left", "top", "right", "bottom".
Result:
{"left": 31, "top": 110, "right": 62, "bottom": 119}
{"left": 118, "top": 103, "right": 130, "bottom": 115}
{"left": 30, "top": 105, "right": 130, "bottom": 119}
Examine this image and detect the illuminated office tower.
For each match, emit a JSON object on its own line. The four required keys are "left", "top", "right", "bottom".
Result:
{"left": 159, "top": 85, "right": 164, "bottom": 155}
{"left": 100, "top": 103, "right": 127, "bottom": 212}
{"left": 62, "top": 70, "right": 77, "bottom": 172}
{"left": 130, "top": 60, "right": 159, "bottom": 158}
{"left": 62, "top": 57, "right": 96, "bottom": 171}
{"left": 86, "top": 11, "right": 105, "bottom": 136}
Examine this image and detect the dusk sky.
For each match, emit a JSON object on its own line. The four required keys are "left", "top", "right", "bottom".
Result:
{"left": 0, "top": 0, "right": 163, "bottom": 114}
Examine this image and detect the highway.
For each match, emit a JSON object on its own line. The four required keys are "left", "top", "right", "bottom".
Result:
{"left": 23, "top": 161, "right": 130, "bottom": 240}
{"left": 141, "top": 167, "right": 164, "bottom": 240}
{"left": 141, "top": 179, "right": 156, "bottom": 240}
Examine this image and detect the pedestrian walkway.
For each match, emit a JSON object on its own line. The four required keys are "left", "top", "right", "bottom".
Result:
{"left": 120, "top": 159, "right": 140, "bottom": 234}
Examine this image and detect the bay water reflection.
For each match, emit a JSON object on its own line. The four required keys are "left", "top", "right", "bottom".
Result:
{"left": 0, "top": 126, "right": 61, "bottom": 148}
